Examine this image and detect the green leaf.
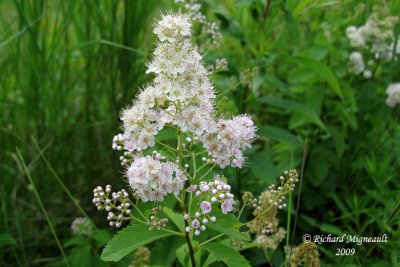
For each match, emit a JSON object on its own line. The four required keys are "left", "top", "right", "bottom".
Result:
{"left": 258, "top": 96, "right": 329, "bottom": 133}
{"left": 0, "top": 233, "right": 17, "bottom": 247}
{"left": 294, "top": 56, "right": 342, "bottom": 98}
{"left": 207, "top": 221, "right": 250, "bottom": 242}
{"left": 206, "top": 212, "right": 250, "bottom": 241}
{"left": 92, "top": 229, "right": 112, "bottom": 247}
{"left": 101, "top": 224, "right": 174, "bottom": 262}
{"left": 163, "top": 206, "right": 185, "bottom": 232}
{"left": 202, "top": 242, "right": 251, "bottom": 267}
{"left": 63, "top": 236, "right": 87, "bottom": 248}
{"left": 258, "top": 125, "right": 301, "bottom": 146}
{"left": 320, "top": 223, "right": 342, "bottom": 235}
{"left": 249, "top": 148, "right": 278, "bottom": 185}
{"left": 68, "top": 244, "right": 92, "bottom": 267}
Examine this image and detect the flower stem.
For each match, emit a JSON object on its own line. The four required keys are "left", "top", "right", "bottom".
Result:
{"left": 178, "top": 133, "right": 196, "bottom": 267}
{"left": 199, "top": 233, "right": 224, "bottom": 247}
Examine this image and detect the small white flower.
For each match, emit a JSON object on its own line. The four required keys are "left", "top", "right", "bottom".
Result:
{"left": 200, "top": 201, "right": 212, "bottom": 214}
{"left": 221, "top": 199, "right": 235, "bottom": 214}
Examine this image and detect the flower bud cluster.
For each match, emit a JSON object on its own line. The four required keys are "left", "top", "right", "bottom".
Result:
{"left": 146, "top": 207, "right": 169, "bottom": 230}
{"left": 255, "top": 228, "right": 286, "bottom": 250}
{"left": 127, "top": 155, "right": 187, "bottom": 202}
{"left": 175, "top": 0, "right": 222, "bottom": 47}
{"left": 71, "top": 217, "right": 93, "bottom": 237}
{"left": 266, "top": 169, "right": 299, "bottom": 209}
{"left": 346, "top": 2, "right": 399, "bottom": 78}
{"left": 242, "top": 191, "right": 257, "bottom": 207}
{"left": 184, "top": 175, "right": 236, "bottom": 236}
{"left": 92, "top": 185, "right": 132, "bottom": 228}
{"left": 248, "top": 170, "right": 299, "bottom": 236}
{"left": 210, "top": 58, "right": 229, "bottom": 72}
{"left": 184, "top": 211, "right": 214, "bottom": 236}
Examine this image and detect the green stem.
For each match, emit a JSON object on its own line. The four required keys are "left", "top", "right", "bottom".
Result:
{"left": 237, "top": 204, "right": 246, "bottom": 221}
{"left": 156, "top": 139, "right": 177, "bottom": 151}
{"left": 178, "top": 133, "right": 196, "bottom": 267}
{"left": 199, "top": 233, "right": 224, "bottom": 247}
{"left": 198, "top": 164, "right": 217, "bottom": 180}
{"left": 192, "top": 153, "right": 197, "bottom": 179}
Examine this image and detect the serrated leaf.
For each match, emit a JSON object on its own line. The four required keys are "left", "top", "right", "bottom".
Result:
{"left": 101, "top": 224, "right": 174, "bottom": 262}
{"left": 258, "top": 96, "right": 328, "bottom": 133}
{"left": 202, "top": 242, "right": 251, "bottom": 267}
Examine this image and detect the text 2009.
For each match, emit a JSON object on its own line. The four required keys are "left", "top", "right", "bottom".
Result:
{"left": 336, "top": 248, "right": 355, "bottom": 256}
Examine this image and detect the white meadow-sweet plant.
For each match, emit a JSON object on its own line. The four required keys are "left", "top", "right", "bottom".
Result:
{"left": 346, "top": 3, "right": 399, "bottom": 79}
{"left": 93, "top": 13, "right": 297, "bottom": 266}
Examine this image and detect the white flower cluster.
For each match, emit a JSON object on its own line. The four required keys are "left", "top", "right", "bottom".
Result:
{"left": 346, "top": 5, "right": 399, "bottom": 78}
{"left": 184, "top": 175, "right": 236, "bottom": 235}
{"left": 71, "top": 217, "right": 93, "bottom": 236}
{"left": 386, "top": 83, "right": 400, "bottom": 108}
{"left": 127, "top": 155, "right": 187, "bottom": 202}
{"left": 114, "top": 13, "right": 256, "bottom": 175}
{"left": 175, "top": 0, "right": 222, "bottom": 47}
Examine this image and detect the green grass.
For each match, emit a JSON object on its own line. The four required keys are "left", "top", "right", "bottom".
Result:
{"left": 0, "top": 0, "right": 159, "bottom": 265}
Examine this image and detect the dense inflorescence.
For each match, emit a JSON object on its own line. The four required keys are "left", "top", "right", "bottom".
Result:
{"left": 112, "top": 12, "right": 256, "bottom": 199}
{"left": 346, "top": 3, "right": 399, "bottom": 79}
{"left": 94, "top": 13, "right": 257, "bottom": 234}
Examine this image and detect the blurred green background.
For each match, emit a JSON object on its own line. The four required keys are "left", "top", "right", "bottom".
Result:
{"left": 1, "top": 0, "right": 399, "bottom": 266}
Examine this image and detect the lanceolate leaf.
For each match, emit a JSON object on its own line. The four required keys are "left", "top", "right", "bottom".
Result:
{"left": 101, "top": 224, "right": 174, "bottom": 262}
{"left": 202, "top": 242, "right": 251, "bottom": 267}
{"left": 258, "top": 96, "right": 329, "bottom": 133}
{"left": 294, "top": 56, "right": 343, "bottom": 98}
{"left": 258, "top": 125, "right": 302, "bottom": 146}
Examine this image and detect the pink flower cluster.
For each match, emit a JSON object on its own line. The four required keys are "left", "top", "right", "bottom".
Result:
{"left": 127, "top": 155, "right": 187, "bottom": 202}
{"left": 201, "top": 115, "right": 257, "bottom": 168}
